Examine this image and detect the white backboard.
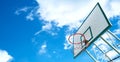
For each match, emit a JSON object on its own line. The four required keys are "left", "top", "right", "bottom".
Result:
{"left": 74, "top": 3, "right": 111, "bottom": 57}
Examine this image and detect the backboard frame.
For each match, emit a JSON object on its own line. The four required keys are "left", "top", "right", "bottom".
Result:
{"left": 73, "top": 3, "right": 112, "bottom": 58}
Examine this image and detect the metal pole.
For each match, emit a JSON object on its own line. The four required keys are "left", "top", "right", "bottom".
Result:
{"left": 107, "top": 30, "right": 120, "bottom": 41}
{"left": 100, "top": 36, "right": 120, "bottom": 54}
{"left": 85, "top": 49, "right": 98, "bottom": 62}
{"left": 93, "top": 43, "right": 112, "bottom": 61}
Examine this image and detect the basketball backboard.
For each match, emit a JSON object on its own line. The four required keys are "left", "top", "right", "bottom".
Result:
{"left": 73, "top": 3, "right": 111, "bottom": 57}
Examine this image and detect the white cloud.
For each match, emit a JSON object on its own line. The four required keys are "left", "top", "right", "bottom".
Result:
{"left": 39, "top": 42, "right": 47, "bottom": 54}
{"left": 26, "top": 12, "right": 34, "bottom": 21}
{"left": 26, "top": 7, "right": 39, "bottom": 21}
{"left": 113, "top": 29, "right": 120, "bottom": 35}
{"left": 64, "top": 43, "right": 73, "bottom": 50}
{"left": 113, "top": 20, "right": 120, "bottom": 35}
{"left": 109, "top": 1, "right": 120, "bottom": 17}
{"left": 106, "top": 50, "right": 119, "bottom": 60}
{"left": 36, "top": 0, "right": 94, "bottom": 28}
{"left": 15, "top": 6, "right": 38, "bottom": 21}
{"left": 117, "top": 20, "right": 120, "bottom": 26}
{"left": 35, "top": 22, "right": 57, "bottom": 36}
{"left": 0, "top": 50, "right": 13, "bottom": 62}
{"left": 64, "top": 34, "right": 73, "bottom": 50}
{"left": 15, "top": 7, "right": 30, "bottom": 15}
{"left": 34, "top": 22, "right": 52, "bottom": 35}
{"left": 42, "top": 23, "right": 52, "bottom": 31}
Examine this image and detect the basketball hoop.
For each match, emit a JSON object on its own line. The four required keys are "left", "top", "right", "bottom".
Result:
{"left": 68, "top": 33, "right": 89, "bottom": 55}
{"left": 68, "top": 33, "right": 88, "bottom": 45}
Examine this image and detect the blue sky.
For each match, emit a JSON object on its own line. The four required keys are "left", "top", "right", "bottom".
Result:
{"left": 0, "top": 0, "right": 120, "bottom": 62}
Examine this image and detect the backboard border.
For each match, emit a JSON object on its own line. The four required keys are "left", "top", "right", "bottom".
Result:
{"left": 79, "top": 26, "right": 93, "bottom": 44}
{"left": 83, "top": 26, "right": 93, "bottom": 41}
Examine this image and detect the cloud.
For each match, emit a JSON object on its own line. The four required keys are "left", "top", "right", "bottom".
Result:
{"left": 64, "top": 43, "right": 72, "bottom": 50}
{"left": 39, "top": 42, "right": 47, "bottom": 54}
{"left": 38, "top": 42, "right": 60, "bottom": 58}
{"left": 15, "top": 7, "right": 30, "bottom": 15}
{"left": 15, "top": 6, "right": 38, "bottom": 21}
{"left": 117, "top": 20, "right": 120, "bottom": 26}
{"left": 36, "top": 0, "right": 93, "bottom": 28}
{"left": 26, "top": 7, "right": 39, "bottom": 21}
{"left": 26, "top": 12, "right": 34, "bottom": 21}
{"left": 34, "top": 22, "right": 58, "bottom": 36}
{"left": 42, "top": 22, "right": 52, "bottom": 31}
{"left": 113, "top": 20, "right": 120, "bottom": 35}
{"left": 106, "top": 50, "right": 119, "bottom": 60}
{"left": 64, "top": 34, "right": 73, "bottom": 50}
{"left": 108, "top": 1, "right": 120, "bottom": 17}
{"left": 113, "top": 29, "right": 120, "bottom": 35}
{"left": 0, "top": 50, "right": 13, "bottom": 62}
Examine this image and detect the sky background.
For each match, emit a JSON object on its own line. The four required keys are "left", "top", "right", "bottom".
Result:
{"left": 0, "top": 0, "right": 120, "bottom": 62}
